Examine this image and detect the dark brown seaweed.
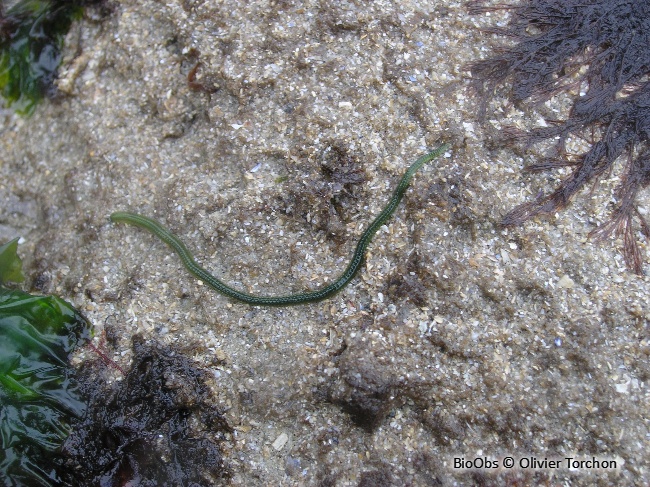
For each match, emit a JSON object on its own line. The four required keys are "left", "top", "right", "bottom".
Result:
{"left": 468, "top": 0, "right": 650, "bottom": 273}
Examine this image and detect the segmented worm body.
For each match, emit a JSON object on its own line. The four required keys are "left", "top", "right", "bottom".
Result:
{"left": 110, "top": 144, "right": 448, "bottom": 306}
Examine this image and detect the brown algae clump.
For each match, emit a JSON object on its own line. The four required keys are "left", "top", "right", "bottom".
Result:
{"left": 469, "top": 0, "right": 650, "bottom": 273}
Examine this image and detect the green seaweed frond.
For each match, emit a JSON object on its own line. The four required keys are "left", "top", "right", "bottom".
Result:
{"left": 0, "top": 0, "right": 84, "bottom": 114}
{"left": 0, "top": 239, "right": 91, "bottom": 485}
{"left": 0, "top": 237, "right": 24, "bottom": 284}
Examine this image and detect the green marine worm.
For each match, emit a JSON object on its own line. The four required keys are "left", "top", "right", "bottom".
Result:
{"left": 110, "top": 143, "right": 449, "bottom": 306}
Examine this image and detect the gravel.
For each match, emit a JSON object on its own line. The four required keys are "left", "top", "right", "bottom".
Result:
{"left": 0, "top": 0, "right": 648, "bottom": 485}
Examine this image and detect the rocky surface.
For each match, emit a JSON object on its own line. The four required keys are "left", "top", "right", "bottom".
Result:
{"left": 1, "top": 0, "right": 648, "bottom": 485}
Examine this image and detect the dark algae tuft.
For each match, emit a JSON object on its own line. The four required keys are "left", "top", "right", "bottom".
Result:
{"left": 0, "top": 239, "right": 91, "bottom": 486}
{"left": 0, "top": 0, "right": 94, "bottom": 114}
{"left": 469, "top": 0, "right": 650, "bottom": 273}
{"left": 1, "top": 240, "right": 229, "bottom": 485}
{"left": 63, "top": 336, "right": 232, "bottom": 486}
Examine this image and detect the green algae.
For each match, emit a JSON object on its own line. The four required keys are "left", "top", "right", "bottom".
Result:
{"left": 0, "top": 238, "right": 91, "bottom": 486}
{"left": 0, "top": 238, "right": 24, "bottom": 285}
{"left": 0, "top": 0, "right": 84, "bottom": 114}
